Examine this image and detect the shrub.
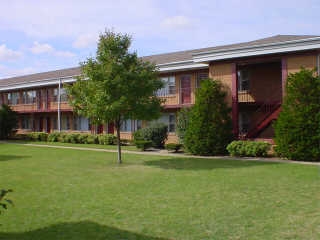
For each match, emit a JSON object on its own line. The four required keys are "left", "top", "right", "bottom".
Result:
{"left": 98, "top": 134, "right": 116, "bottom": 145}
{"left": 77, "top": 134, "right": 89, "bottom": 144}
{"left": 274, "top": 68, "right": 320, "bottom": 161}
{"left": 165, "top": 143, "right": 183, "bottom": 152}
{"left": 27, "top": 132, "right": 48, "bottom": 141}
{"left": 0, "top": 104, "right": 17, "bottom": 140}
{"left": 134, "top": 140, "right": 152, "bottom": 151}
{"left": 227, "top": 141, "right": 271, "bottom": 157}
{"left": 176, "top": 107, "right": 191, "bottom": 144}
{"left": 133, "top": 122, "right": 168, "bottom": 148}
{"left": 62, "top": 133, "right": 80, "bottom": 143}
{"left": 84, "top": 134, "right": 98, "bottom": 144}
{"left": 48, "top": 132, "right": 61, "bottom": 142}
{"left": 184, "top": 79, "right": 233, "bottom": 155}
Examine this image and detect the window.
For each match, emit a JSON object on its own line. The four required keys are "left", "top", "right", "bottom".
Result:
{"left": 150, "top": 113, "right": 176, "bottom": 133}
{"left": 120, "top": 119, "right": 132, "bottom": 132}
{"left": 73, "top": 116, "right": 89, "bottom": 131}
{"left": 60, "top": 88, "right": 68, "bottom": 102}
{"left": 61, "top": 115, "right": 70, "bottom": 130}
{"left": 52, "top": 117, "right": 57, "bottom": 130}
{"left": 168, "top": 114, "right": 176, "bottom": 132}
{"left": 7, "top": 92, "right": 20, "bottom": 105}
{"left": 21, "top": 116, "right": 31, "bottom": 129}
{"left": 136, "top": 120, "right": 142, "bottom": 130}
{"left": 196, "top": 72, "right": 209, "bottom": 88}
{"left": 22, "top": 90, "right": 36, "bottom": 104}
{"left": 52, "top": 88, "right": 58, "bottom": 102}
{"left": 52, "top": 88, "right": 68, "bottom": 102}
{"left": 239, "top": 112, "right": 250, "bottom": 134}
{"left": 238, "top": 69, "right": 250, "bottom": 91}
{"left": 156, "top": 76, "right": 176, "bottom": 96}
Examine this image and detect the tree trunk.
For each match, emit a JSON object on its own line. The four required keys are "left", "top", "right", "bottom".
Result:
{"left": 115, "top": 120, "right": 122, "bottom": 164}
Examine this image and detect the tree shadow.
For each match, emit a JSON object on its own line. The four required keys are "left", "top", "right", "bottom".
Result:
{"left": 144, "top": 157, "right": 280, "bottom": 170}
{"left": 0, "top": 221, "right": 169, "bottom": 240}
{"left": 0, "top": 155, "right": 30, "bottom": 162}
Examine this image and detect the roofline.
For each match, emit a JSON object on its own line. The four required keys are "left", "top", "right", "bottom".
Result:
{"left": 0, "top": 76, "right": 79, "bottom": 91}
{"left": 193, "top": 36, "right": 320, "bottom": 62}
{"left": 1, "top": 36, "right": 320, "bottom": 91}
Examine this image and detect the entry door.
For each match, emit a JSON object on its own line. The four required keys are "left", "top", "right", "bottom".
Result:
{"left": 97, "top": 124, "right": 104, "bottom": 134}
{"left": 46, "top": 117, "right": 51, "bottom": 133}
{"left": 180, "top": 75, "right": 191, "bottom": 104}
{"left": 39, "top": 117, "right": 44, "bottom": 132}
{"left": 108, "top": 122, "right": 115, "bottom": 134}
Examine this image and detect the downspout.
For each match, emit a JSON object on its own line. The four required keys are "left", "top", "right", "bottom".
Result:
{"left": 58, "top": 78, "right": 61, "bottom": 132}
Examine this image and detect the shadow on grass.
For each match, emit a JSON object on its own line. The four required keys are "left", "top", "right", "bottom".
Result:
{"left": 0, "top": 155, "right": 30, "bottom": 162}
{"left": 145, "top": 157, "right": 280, "bottom": 170}
{"left": 0, "top": 221, "right": 168, "bottom": 240}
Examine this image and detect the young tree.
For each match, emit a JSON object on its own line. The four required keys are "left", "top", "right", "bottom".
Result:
{"left": 184, "top": 79, "right": 233, "bottom": 155}
{"left": 274, "top": 68, "right": 320, "bottom": 161}
{"left": 67, "top": 30, "right": 164, "bottom": 164}
{"left": 0, "top": 104, "right": 17, "bottom": 139}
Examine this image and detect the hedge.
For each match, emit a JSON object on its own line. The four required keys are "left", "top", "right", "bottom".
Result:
{"left": 226, "top": 141, "right": 271, "bottom": 157}
{"left": 14, "top": 132, "right": 116, "bottom": 145}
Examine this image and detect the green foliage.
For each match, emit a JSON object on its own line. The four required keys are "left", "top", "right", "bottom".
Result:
{"left": 176, "top": 107, "right": 191, "bottom": 144}
{"left": 67, "top": 30, "right": 164, "bottom": 163}
{"left": 165, "top": 143, "right": 183, "bottom": 152}
{"left": 184, "top": 79, "right": 233, "bottom": 155}
{"left": 274, "top": 68, "right": 320, "bottom": 161}
{"left": 226, "top": 141, "right": 271, "bottom": 157}
{"left": 27, "top": 132, "right": 48, "bottom": 141}
{"left": 0, "top": 104, "right": 17, "bottom": 139}
{"left": 0, "top": 189, "right": 13, "bottom": 215}
{"left": 85, "top": 135, "right": 98, "bottom": 144}
{"left": 98, "top": 134, "right": 116, "bottom": 145}
{"left": 134, "top": 140, "right": 152, "bottom": 151}
{"left": 133, "top": 122, "right": 168, "bottom": 148}
{"left": 47, "top": 132, "right": 60, "bottom": 142}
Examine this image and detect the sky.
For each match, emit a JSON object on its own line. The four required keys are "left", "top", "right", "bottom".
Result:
{"left": 0, "top": 0, "right": 319, "bottom": 79}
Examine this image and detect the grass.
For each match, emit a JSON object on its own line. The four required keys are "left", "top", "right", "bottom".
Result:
{"left": 0, "top": 143, "right": 319, "bottom": 240}
{"left": 6, "top": 140, "right": 139, "bottom": 151}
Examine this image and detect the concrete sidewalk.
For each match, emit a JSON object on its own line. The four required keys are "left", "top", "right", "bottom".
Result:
{"left": 3, "top": 141, "right": 320, "bottom": 166}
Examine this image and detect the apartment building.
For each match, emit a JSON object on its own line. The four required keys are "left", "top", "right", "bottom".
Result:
{"left": 0, "top": 35, "right": 319, "bottom": 143}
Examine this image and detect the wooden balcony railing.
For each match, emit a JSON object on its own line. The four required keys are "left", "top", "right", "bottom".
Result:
{"left": 8, "top": 96, "right": 72, "bottom": 112}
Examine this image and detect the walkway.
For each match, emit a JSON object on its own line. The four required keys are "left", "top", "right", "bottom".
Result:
{"left": 3, "top": 142, "right": 320, "bottom": 166}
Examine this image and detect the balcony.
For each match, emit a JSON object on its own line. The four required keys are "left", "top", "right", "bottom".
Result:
{"left": 156, "top": 86, "right": 194, "bottom": 108}
{"left": 156, "top": 88, "right": 179, "bottom": 107}
{"left": 8, "top": 97, "right": 72, "bottom": 113}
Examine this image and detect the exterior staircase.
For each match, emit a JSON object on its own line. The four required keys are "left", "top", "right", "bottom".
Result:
{"left": 245, "top": 102, "right": 281, "bottom": 138}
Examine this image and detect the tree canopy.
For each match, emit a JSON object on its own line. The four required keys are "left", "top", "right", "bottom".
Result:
{"left": 0, "top": 104, "right": 17, "bottom": 140}
{"left": 67, "top": 30, "right": 164, "bottom": 163}
{"left": 274, "top": 68, "right": 320, "bottom": 161}
{"left": 184, "top": 79, "right": 233, "bottom": 155}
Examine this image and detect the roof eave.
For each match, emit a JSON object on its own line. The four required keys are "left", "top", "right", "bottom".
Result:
{"left": 193, "top": 37, "right": 320, "bottom": 62}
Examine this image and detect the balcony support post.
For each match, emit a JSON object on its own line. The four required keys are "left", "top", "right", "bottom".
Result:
{"left": 231, "top": 63, "right": 239, "bottom": 138}
{"left": 281, "top": 58, "right": 287, "bottom": 101}
{"left": 58, "top": 78, "right": 61, "bottom": 132}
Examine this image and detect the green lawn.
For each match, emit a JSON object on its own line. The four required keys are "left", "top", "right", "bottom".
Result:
{"left": 6, "top": 140, "right": 139, "bottom": 151}
{"left": 0, "top": 144, "right": 319, "bottom": 240}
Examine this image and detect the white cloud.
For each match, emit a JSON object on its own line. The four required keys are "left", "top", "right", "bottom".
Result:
{"left": 0, "top": 44, "right": 23, "bottom": 61}
{"left": 161, "top": 16, "right": 193, "bottom": 30}
{"left": 0, "top": 64, "right": 36, "bottom": 78}
{"left": 72, "top": 34, "right": 98, "bottom": 49}
{"left": 30, "top": 41, "right": 54, "bottom": 54}
{"left": 30, "top": 41, "right": 75, "bottom": 57}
